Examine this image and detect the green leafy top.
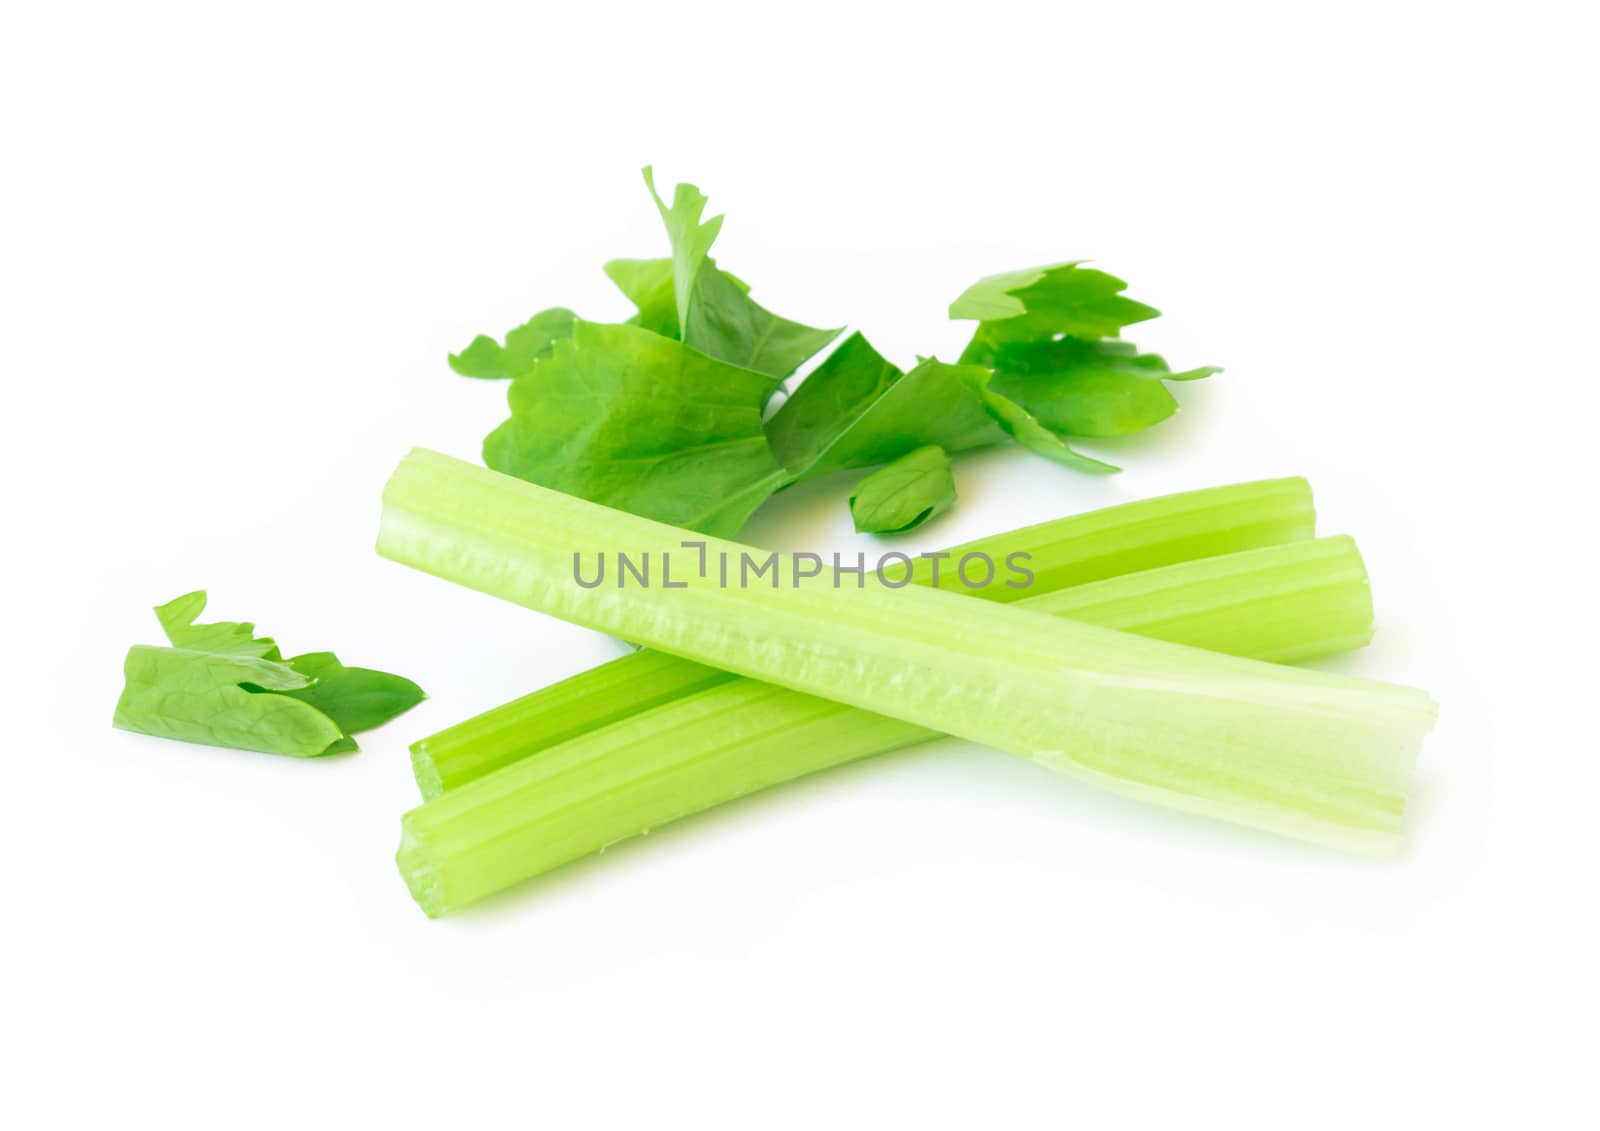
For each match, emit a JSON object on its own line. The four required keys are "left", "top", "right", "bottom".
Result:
{"left": 643, "top": 166, "right": 723, "bottom": 337}
{"left": 114, "top": 591, "right": 424, "bottom": 757}
{"left": 451, "top": 171, "right": 1215, "bottom": 538}
{"left": 641, "top": 167, "right": 839, "bottom": 383}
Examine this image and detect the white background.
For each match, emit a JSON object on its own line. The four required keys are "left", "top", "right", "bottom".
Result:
{"left": 4, "top": 2, "right": 1596, "bottom": 1127}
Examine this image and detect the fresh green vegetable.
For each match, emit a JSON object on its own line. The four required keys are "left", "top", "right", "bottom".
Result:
{"left": 773, "top": 357, "right": 1007, "bottom": 480}
{"left": 949, "top": 261, "right": 1159, "bottom": 336}
{"left": 764, "top": 331, "right": 902, "bottom": 473}
{"left": 962, "top": 365, "right": 1120, "bottom": 473}
{"left": 643, "top": 167, "right": 721, "bottom": 337}
{"left": 981, "top": 338, "right": 1214, "bottom": 435}
{"left": 396, "top": 535, "right": 1379, "bottom": 915}
{"left": 410, "top": 475, "right": 1319, "bottom": 797}
{"left": 379, "top": 450, "right": 1436, "bottom": 868}
{"left": 602, "top": 257, "right": 679, "bottom": 337}
{"left": 276, "top": 652, "right": 424, "bottom": 739}
{"left": 113, "top": 591, "right": 423, "bottom": 757}
{"left": 682, "top": 262, "right": 841, "bottom": 385}
{"left": 642, "top": 166, "right": 840, "bottom": 382}
{"left": 448, "top": 307, "right": 576, "bottom": 379}
{"left": 420, "top": 533, "right": 1373, "bottom": 799}
{"left": 1024, "top": 536, "right": 1375, "bottom": 659}
{"left": 483, "top": 320, "right": 788, "bottom": 538}
{"left": 454, "top": 171, "right": 1214, "bottom": 535}
{"left": 412, "top": 651, "right": 733, "bottom": 797}
{"left": 602, "top": 255, "right": 758, "bottom": 340}
{"left": 849, "top": 445, "right": 956, "bottom": 534}
{"left": 908, "top": 475, "right": 1313, "bottom": 602}
{"left": 953, "top": 261, "right": 1217, "bottom": 445}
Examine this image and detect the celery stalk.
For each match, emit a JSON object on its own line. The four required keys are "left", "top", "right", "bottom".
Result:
{"left": 410, "top": 651, "right": 732, "bottom": 796}
{"left": 399, "top": 537, "right": 1380, "bottom": 915}
{"left": 380, "top": 450, "right": 1436, "bottom": 878}
{"left": 420, "top": 535, "right": 1372, "bottom": 799}
{"left": 412, "top": 475, "right": 1317, "bottom": 796}
{"left": 903, "top": 473, "right": 1315, "bottom": 598}
{"left": 1026, "top": 536, "right": 1376, "bottom": 662}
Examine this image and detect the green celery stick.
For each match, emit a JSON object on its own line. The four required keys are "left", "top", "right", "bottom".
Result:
{"left": 379, "top": 450, "right": 1436, "bottom": 908}
{"left": 419, "top": 532, "right": 1370, "bottom": 799}
{"left": 399, "top": 536, "right": 1379, "bottom": 915}
{"left": 412, "top": 475, "right": 1317, "bottom": 796}
{"left": 411, "top": 651, "right": 732, "bottom": 797}
{"left": 1025, "top": 536, "right": 1376, "bottom": 662}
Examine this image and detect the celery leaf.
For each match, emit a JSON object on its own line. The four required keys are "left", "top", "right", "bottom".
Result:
{"left": 643, "top": 166, "right": 723, "bottom": 336}
{"left": 685, "top": 262, "right": 840, "bottom": 382}
{"left": 777, "top": 355, "right": 1006, "bottom": 481}
{"left": 281, "top": 652, "right": 425, "bottom": 736}
{"left": 976, "top": 338, "right": 1206, "bottom": 437}
{"left": 954, "top": 263, "right": 1215, "bottom": 439}
{"left": 848, "top": 445, "right": 957, "bottom": 534}
{"left": 642, "top": 168, "right": 838, "bottom": 382}
{"left": 114, "top": 592, "right": 424, "bottom": 757}
{"left": 950, "top": 261, "right": 1159, "bottom": 338}
{"left": 961, "top": 367, "right": 1120, "bottom": 473}
{"left": 603, "top": 257, "right": 680, "bottom": 338}
{"left": 449, "top": 308, "right": 577, "bottom": 379}
{"left": 767, "top": 332, "right": 903, "bottom": 472}
{"left": 483, "top": 320, "right": 787, "bottom": 536}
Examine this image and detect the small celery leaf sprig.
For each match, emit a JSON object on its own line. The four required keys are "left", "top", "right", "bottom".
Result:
{"left": 113, "top": 591, "right": 424, "bottom": 756}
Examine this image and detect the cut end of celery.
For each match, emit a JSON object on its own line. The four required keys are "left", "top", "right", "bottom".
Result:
{"left": 409, "top": 740, "right": 445, "bottom": 800}
{"left": 397, "top": 823, "right": 447, "bottom": 919}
